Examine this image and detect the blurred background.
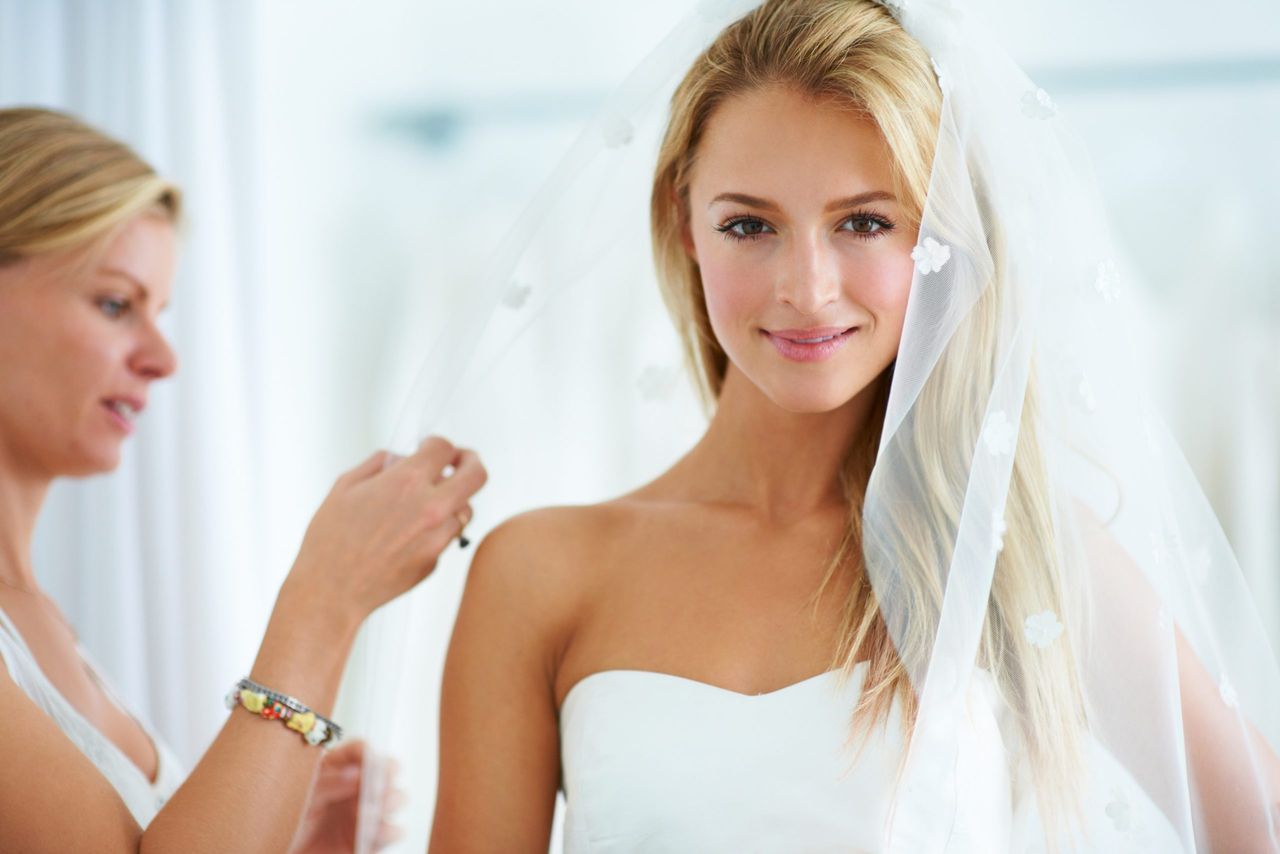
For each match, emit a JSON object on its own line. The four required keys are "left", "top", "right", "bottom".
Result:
{"left": 1, "top": 0, "right": 1277, "bottom": 850}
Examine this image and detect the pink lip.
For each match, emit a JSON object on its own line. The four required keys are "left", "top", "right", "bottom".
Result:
{"left": 768, "top": 326, "right": 851, "bottom": 339}
{"left": 763, "top": 326, "right": 859, "bottom": 362}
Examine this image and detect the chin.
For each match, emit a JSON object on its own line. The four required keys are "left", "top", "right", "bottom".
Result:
{"left": 764, "top": 381, "right": 863, "bottom": 415}
{"left": 64, "top": 444, "right": 124, "bottom": 478}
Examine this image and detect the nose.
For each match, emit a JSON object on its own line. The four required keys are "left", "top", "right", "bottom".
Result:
{"left": 775, "top": 232, "right": 841, "bottom": 316}
{"left": 130, "top": 321, "right": 178, "bottom": 380}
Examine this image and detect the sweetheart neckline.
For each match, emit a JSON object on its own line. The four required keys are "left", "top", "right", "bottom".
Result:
{"left": 560, "top": 661, "right": 870, "bottom": 712}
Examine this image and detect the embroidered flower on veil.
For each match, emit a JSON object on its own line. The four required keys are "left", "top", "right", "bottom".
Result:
{"left": 502, "top": 280, "right": 533, "bottom": 310}
{"left": 991, "top": 510, "right": 1007, "bottom": 554}
{"left": 1024, "top": 610, "right": 1064, "bottom": 648}
{"left": 1219, "top": 674, "right": 1239, "bottom": 709}
{"left": 931, "top": 57, "right": 952, "bottom": 94}
{"left": 1095, "top": 259, "right": 1122, "bottom": 302}
{"left": 910, "top": 236, "right": 951, "bottom": 274}
{"left": 1021, "top": 86, "right": 1058, "bottom": 119}
{"left": 599, "top": 115, "right": 635, "bottom": 149}
{"left": 637, "top": 364, "right": 680, "bottom": 402}
{"left": 981, "top": 410, "right": 1016, "bottom": 456}
{"left": 1105, "top": 788, "right": 1133, "bottom": 832}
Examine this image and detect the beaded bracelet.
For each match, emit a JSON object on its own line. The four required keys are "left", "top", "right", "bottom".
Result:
{"left": 224, "top": 677, "right": 344, "bottom": 747}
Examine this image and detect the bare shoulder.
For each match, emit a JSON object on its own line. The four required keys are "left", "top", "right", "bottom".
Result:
{"left": 465, "top": 501, "right": 646, "bottom": 627}
{"left": 477, "top": 502, "right": 629, "bottom": 560}
{"left": 433, "top": 501, "right": 651, "bottom": 849}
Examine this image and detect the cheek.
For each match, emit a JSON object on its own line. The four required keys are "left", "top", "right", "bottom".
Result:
{"left": 848, "top": 252, "right": 915, "bottom": 319}
{"left": 696, "top": 243, "right": 774, "bottom": 336}
{"left": 36, "top": 311, "right": 123, "bottom": 406}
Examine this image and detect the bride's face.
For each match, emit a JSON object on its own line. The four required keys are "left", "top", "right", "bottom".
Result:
{"left": 685, "top": 85, "right": 917, "bottom": 414}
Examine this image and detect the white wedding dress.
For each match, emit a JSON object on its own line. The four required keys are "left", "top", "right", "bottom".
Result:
{"left": 0, "top": 605, "right": 184, "bottom": 827}
{"left": 558, "top": 662, "right": 1186, "bottom": 853}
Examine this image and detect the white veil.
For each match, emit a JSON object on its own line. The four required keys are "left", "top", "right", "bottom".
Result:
{"left": 352, "top": 1, "right": 1280, "bottom": 850}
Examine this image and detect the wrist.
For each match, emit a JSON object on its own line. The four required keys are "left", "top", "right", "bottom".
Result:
{"left": 276, "top": 566, "right": 366, "bottom": 638}
{"left": 249, "top": 577, "right": 363, "bottom": 717}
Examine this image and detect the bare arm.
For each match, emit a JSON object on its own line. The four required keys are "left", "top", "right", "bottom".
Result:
{"left": 429, "top": 513, "right": 573, "bottom": 853}
{"left": 0, "top": 438, "right": 485, "bottom": 853}
{"left": 1174, "top": 627, "right": 1280, "bottom": 854}
{"left": 1078, "top": 504, "right": 1280, "bottom": 851}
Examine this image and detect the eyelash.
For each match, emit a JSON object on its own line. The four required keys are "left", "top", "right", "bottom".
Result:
{"left": 96, "top": 296, "right": 131, "bottom": 319}
{"left": 714, "top": 210, "right": 896, "bottom": 243}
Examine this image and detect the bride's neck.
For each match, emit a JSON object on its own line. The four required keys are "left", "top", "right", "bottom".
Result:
{"left": 0, "top": 449, "right": 50, "bottom": 591}
{"left": 683, "top": 365, "right": 880, "bottom": 523}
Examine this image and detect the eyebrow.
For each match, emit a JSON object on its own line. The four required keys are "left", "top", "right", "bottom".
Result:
{"left": 709, "top": 190, "right": 897, "bottom": 213}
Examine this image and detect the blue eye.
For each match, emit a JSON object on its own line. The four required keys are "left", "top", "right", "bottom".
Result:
{"left": 97, "top": 296, "right": 131, "bottom": 319}
{"left": 715, "top": 217, "right": 774, "bottom": 242}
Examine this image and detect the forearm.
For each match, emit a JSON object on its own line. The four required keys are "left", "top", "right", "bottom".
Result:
{"left": 142, "top": 582, "right": 361, "bottom": 854}
{"left": 1176, "top": 629, "right": 1280, "bottom": 853}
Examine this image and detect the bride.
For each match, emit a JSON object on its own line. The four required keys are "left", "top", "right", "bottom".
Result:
{"left": 421, "top": 0, "right": 1280, "bottom": 850}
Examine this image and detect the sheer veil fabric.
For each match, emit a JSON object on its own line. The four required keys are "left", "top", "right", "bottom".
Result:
{"left": 353, "top": 1, "right": 1280, "bottom": 851}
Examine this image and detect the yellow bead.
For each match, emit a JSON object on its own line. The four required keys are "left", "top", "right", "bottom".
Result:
{"left": 287, "top": 711, "right": 316, "bottom": 734}
{"left": 240, "top": 689, "right": 266, "bottom": 713}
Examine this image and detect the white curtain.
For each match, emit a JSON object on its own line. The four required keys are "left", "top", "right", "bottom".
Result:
{"left": 0, "top": 0, "right": 274, "bottom": 765}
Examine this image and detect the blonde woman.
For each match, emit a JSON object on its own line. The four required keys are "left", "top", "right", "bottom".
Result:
{"left": 426, "top": 0, "right": 1280, "bottom": 851}
{"left": 0, "top": 107, "right": 486, "bottom": 852}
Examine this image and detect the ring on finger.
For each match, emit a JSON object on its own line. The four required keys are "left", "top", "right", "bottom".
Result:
{"left": 454, "top": 510, "right": 472, "bottom": 549}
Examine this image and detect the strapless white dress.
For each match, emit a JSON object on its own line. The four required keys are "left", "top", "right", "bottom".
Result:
{"left": 0, "top": 605, "right": 184, "bottom": 827}
{"left": 558, "top": 663, "right": 1186, "bottom": 853}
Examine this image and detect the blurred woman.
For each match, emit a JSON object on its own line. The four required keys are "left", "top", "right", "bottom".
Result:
{"left": 0, "top": 106, "right": 485, "bottom": 852}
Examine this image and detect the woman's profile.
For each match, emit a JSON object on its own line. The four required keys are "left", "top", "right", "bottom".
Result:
{"left": 0, "top": 106, "right": 486, "bottom": 852}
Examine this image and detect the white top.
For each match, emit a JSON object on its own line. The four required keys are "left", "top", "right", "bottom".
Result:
{"left": 559, "top": 663, "right": 1011, "bottom": 853}
{"left": 558, "top": 663, "right": 1186, "bottom": 853}
{"left": 0, "top": 605, "right": 184, "bottom": 828}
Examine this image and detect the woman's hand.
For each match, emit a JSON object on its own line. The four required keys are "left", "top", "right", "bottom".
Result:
{"left": 0, "top": 435, "right": 485, "bottom": 854}
{"left": 174, "top": 437, "right": 485, "bottom": 854}
{"left": 283, "top": 436, "right": 488, "bottom": 629}
{"left": 290, "top": 741, "right": 405, "bottom": 854}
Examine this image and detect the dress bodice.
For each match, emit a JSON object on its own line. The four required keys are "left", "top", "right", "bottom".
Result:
{"left": 558, "top": 663, "right": 1012, "bottom": 853}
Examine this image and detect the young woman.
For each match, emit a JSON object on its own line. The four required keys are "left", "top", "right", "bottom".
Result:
{"left": 427, "top": 1, "right": 1280, "bottom": 851}
{"left": 0, "top": 107, "right": 486, "bottom": 852}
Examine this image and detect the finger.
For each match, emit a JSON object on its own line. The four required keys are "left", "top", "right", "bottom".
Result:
{"left": 325, "top": 738, "right": 366, "bottom": 765}
{"left": 407, "top": 435, "right": 457, "bottom": 480}
{"left": 440, "top": 502, "right": 473, "bottom": 550}
{"left": 373, "top": 821, "right": 406, "bottom": 850}
{"left": 436, "top": 449, "right": 488, "bottom": 504}
{"left": 381, "top": 786, "right": 409, "bottom": 813}
{"left": 335, "top": 450, "right": 394, "bottom": 488}
{"left": 371, "top": 753, "right": 402, "bottom": 790}
{"left": 432, "top": 448, "right": 462, "bottom": 486}
{"left": 311, "top": 763, "right": 362, "bottom": 803}
{"left": 416, "top": 503, "right": 474, "bottom": 561}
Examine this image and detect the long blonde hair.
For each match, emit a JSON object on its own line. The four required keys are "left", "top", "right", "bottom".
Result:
{"left": 651, "top": 0, "right": 1084, "bottom": 820}
{"left": 0, "top": 107, "right": 181, "bottom": 265}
